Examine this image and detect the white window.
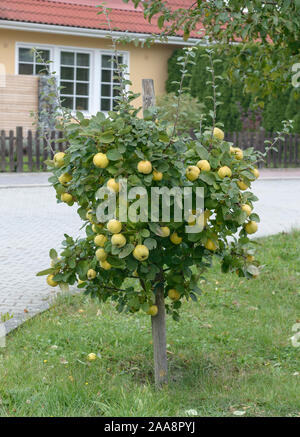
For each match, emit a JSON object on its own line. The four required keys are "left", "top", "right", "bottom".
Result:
{"left": 100, "top": 54, "right": 123, "bottom": 112}
{"left": 59, "top": 50, "right": 90, "bottom": 112}
{"left": 18, "top": 47, "right": 51, "bottom": 75}
{"left": 16, "top": 44, "right": 129, "bottom": 115}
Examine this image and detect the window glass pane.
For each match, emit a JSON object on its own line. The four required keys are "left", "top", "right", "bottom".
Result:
{"left": 76, "top": 68, "right": 89, "bottom": 81}
{"left": 19, "top": 63, "right": 34, "bottom": 75}
{"left": 76, "top": 97, "right": 88, "bottom": 111}
{"left": 19, "top": 48, "right": 34, "bottom": 63}
{"left": 61, "top": 82, "right": 74, "bottom": 95}
{"left": 101, "top": 69, "right": 111, "bottom": 82}
{"left": 36, "top": 50, "right": 50, "bottom": 63}
{"left": 76, "top": 83, "right": 89, "bottom": 96}
{"left": 61, "top": 67, "right": 74, "bottom": 80}
{"left": 61, "top": 52, "right": 75, "bottom": 66}
{"left": 101, "top": 99, "right": 111, "bottom": 111}
{"left": 77, "top": 53, "right": 90, "bottom": 67}
{"left": 101, "top": 84, "right": 111, "bottom": 97}
{"left": 102, "top": 55, "right": 112, "bottom": 68}
{"left": 62, "top": 96, "right": 74, "bottom": 109}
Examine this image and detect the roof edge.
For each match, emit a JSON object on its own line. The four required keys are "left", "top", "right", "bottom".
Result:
{"left": 0, "top": 19, "right": 202, "bottom": 46}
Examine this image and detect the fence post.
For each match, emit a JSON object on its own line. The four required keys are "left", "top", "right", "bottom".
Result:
{"left": 0, "top": 130, "right": 6, "bottom": 172}
{"left": 9, "top": 130, "right": 14, "bottom": 172}
{"left": 16, "top": 126, "right": 23, "bottom": 172}
{"left": 27, "top": 130, "right": 33, "bottom": 172}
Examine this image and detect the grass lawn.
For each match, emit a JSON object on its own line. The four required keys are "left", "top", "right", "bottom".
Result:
{"left": 1, "top": 231, "right": 300, "bottom": 417}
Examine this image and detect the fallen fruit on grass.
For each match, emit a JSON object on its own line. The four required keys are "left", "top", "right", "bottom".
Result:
{"left": 87, "top": 353, "right": 97, "bottom": 361}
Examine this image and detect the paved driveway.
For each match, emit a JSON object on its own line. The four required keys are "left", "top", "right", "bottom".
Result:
{"left": 0, "top": 179, "right": 82, "bottom": 331}
{"left": 1, "top": 172, "right": 300, "bottom": 331}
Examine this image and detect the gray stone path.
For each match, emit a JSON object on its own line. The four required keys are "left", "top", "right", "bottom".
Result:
{"left": 0, "top": 170, "right": 300, "bottom": 333}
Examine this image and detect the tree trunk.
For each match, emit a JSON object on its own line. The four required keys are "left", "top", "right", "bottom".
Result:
{"left": 142, "top": 78, "right": 168, "bottom": 387}
{"left": 151, "top": 285, "right": 168, "bottom": 387}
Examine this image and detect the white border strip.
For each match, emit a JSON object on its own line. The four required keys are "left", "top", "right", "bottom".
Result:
{"left": 0, "top": 20, "right": 200, "bottom": 46}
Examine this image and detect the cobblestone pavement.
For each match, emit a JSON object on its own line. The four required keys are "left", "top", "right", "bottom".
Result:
{"left": 0, "top": 184, "right": 82, "bottom": 332}
{"left": 0, "top": 173, "right": 300, "bottom": 332}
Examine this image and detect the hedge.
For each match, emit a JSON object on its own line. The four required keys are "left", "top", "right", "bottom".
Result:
{"left": 166, "top": 47, "right": 300, "bottom": 133}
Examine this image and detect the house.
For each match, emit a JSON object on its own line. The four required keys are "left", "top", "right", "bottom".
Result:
{"left": 0, "top": 0, "right": 200, "bottom": 132}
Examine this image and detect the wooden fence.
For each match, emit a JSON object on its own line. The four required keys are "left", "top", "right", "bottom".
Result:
{"left": 0, "top": 127, "right": 67, "bottom": 172}
{"left": 225, "top": 130, "right": 300, "bottom": 168}
{"left": 0, "top": 127, "right": 300, "bottom": 172}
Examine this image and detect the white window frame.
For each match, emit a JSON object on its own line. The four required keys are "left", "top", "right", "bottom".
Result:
{"left": 15, "top": 42, "right": 130, "bottom": 117}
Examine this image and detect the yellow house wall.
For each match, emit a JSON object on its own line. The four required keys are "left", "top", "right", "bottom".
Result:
{"left": 0, "top": 28, "right": 177, "bottom": 131}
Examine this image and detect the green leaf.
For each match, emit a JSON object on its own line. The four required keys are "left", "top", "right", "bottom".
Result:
{"left": 195, "top": 144, "right": 209, "bottom": 160}
{"left": 107, "top": 256, "right": 126, "bottom": 268}
{"left": 76, "top": 260, "right": 90, "bottom": 279}
{"left": 198, "top": 172, "right": 215, "bottom": 185}
{"left": 49, "top": 249, "right": 58, "bottom": 260}
{"left": 106, "top": 149, "right": 122, "bottom": 161}
{"left": 148, "top": 222, "right": 164, "bottom": 236}
{"left": 99, "top": 132, "right": 115, "bottom": 143}
{"left": 144, "top": 238, "right": 157, "bottom": 250}
{"left": 36, "top": 268, "right": 54, "bottom": 277}
{"left": 119, "top": 244, "right": 134, "bottom": 259}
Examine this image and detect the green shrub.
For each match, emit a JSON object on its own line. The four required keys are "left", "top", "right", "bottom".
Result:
{"left": 156, "top": 93, "right": 205, "bottom": 134}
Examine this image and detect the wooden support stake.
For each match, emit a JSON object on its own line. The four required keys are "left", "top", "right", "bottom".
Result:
{"left": 142, "top": 78, "right": 168, "bottom": 387}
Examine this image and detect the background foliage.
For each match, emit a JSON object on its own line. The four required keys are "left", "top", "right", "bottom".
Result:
{"left": 165, "top": 46, "right": 300, "bottom": 133}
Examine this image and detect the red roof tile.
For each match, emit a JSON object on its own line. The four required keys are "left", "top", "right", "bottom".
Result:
{"left": 0, "top": 0, "right": 202, "bottom": 37}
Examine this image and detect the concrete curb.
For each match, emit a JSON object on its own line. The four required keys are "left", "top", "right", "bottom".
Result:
{"left": 3, "top": 288, "right": 79, "bottom": 336}
{"left": 0, "top": 184, "right": 50, "bottom": 189}
{"left": 3, "top": 301, "right": 52, "bottom": 335}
